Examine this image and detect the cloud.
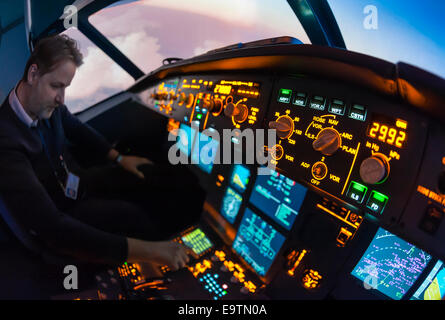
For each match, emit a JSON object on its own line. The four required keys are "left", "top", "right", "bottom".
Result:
{"left": 65, "top": 30, "right": 164, "bottom": 106}
{"left": 193, "top": 40, "right": 227, "bottom": 56}
{"left": 140, "top": 0, "right": 260, "bottom": 27}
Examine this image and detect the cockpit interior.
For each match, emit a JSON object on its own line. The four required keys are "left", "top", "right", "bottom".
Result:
{"left": 1, "top": 0, "right": 445, "bottom": 301}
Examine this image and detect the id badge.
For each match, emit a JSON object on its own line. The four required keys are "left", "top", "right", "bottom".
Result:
{"left": 64, "top": 172, "right": 80, "bottom": 200}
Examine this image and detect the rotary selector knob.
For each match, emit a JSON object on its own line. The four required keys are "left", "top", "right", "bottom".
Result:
{"left": 211, "top": 98, "right": 223, "bottom": 115}
{"left": 312, "top": 128, "right": 341, "bottom": 156}
{"left": 268, "top": 115, "right": 294, "bottom": 139}
{"left": 359, "top": 154, "right": 390, "bottom": 185}
{"left": 224, "top": 102, "right": 248, "bottom": 123}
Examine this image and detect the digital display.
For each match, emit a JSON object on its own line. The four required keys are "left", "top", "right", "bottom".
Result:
{"left": 191, "top": 130, "right": 219, "bottom": 174}
{"left": 181, "top": 228, "right": 213, "bottom": 256}
{"left": 220, "top": 187, "right": 243, "bottom": 224}
{"left": 351, "top": 228, "right": 431, "bottom": 300}
{"left": 232, "top": 208, "right": 286, "bottom": 277}
{"left": 214, "top": 84, "right": 232, "bottom": 95}
{"left": 366, "top": 114, "right": 407, "bottom": 148}
{"left": 230, "top": 165, "right": 250, "bottom": 193}
{"left": 410, "top": 260, "right": 445, "bottom": 300}
{"left": 176, "top": 124, "right": 196, "bottom": 156}
{"left": 249, "top": 169, "right": 307, "bottom": 230}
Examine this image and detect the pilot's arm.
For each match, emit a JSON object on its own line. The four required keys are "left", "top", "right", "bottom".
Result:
{"left": 59, "top": 105, "right": 152, "bottom": 178}
{"left": 0, "top": 146, "right": 188, "bottom": 269}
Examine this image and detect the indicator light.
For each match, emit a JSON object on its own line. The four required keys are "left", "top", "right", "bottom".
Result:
{"left": 349, "top": 104, "right": 367, "bottom": 121}
{"left": 278, "top": 89, "right": 292, "bottom": 103}
{"left": 346, "top": 181, "right": 368, "bottom": 203}
{"left": 293, "top": 92, "right": 307, "bottom": 106}
{"left": 366, "top": 190, "right": 389, "bottom": 214}
{"left": 309, "top": 95, "right": 326, "bottom": 111}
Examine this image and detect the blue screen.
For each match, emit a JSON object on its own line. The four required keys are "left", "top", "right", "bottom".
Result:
{"left": 249, "top": 169, "right": 307, "bottom": 230}
{"left": 232, "top": 208, "right": 286, "bottom": 277}
{"left": 230, "top": 165, "right": 250, "bottom": 193}
{"left": 410, "top": 260, "right": 445, "bottom": 300}
{"left": 176, "top": 124, "right": 196, "bottom": 156}
{"left": 220, "top": 187, "right": 243, "bottom": 224}
{"left": 351, "top": 228, "right": 432, "bottom": 300}
{"left": 191, "top": 130, "right": 219, "bottom": 174}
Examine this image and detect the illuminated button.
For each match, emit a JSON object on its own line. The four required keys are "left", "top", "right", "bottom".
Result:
{"left": 348, "top": 104, "right": 367, "bottom": 121}
{"left": 293, "top": 92, "right": 307, "bottom": 106}
{"left": 328, "top": 99, "right": 346, "bottom": 116}
{"left": 366, "top": 191, "right": 388, "bottom": 214}
{"left": 277, "top": 88, "right": 292, "bottom": 103}
{"left": 309, "top": 95, "right": 326, "bottom": 111}
{"left": 311, "top": 162, "right": 328, "bottom": 180}
{"left": 346, "top": 181, "right": 368, "bottom": 203}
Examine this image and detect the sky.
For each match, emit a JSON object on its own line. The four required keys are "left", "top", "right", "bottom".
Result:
{"left": 64, "top": 0, "right": 445, "bottom": 113}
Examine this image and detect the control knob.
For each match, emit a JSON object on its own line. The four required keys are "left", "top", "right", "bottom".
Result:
{"left": 224, "top": 102, "right": 248, "bottom": 123}
{"left": 177, "top": 93, "right": 194, "bottom": 108}
{"left": 312, "top": 128, "right": 341, "bottom": 156}
{"left": 268, "top": 115, "right": 294, "bottom": 139}
{"left": 359, "top": 153, "right": 390, "bottom": 184}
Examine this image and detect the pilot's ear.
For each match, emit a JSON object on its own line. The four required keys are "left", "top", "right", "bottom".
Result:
{"left": 27, "top": 64, "right": 40, "bottom": 85}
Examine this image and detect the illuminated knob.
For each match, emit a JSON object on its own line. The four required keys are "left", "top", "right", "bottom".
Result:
{"left": 312, "top": 128, "right": 341, "bottom": 156}
{"left": 203, "top": 98, "right": 223, "bottom": 114}
{"left": 183, "top": 93, "right": 194, "bottom": 108}
{"left": 311, "top": 161, "right": 328, "bottom": 180}
{"left": 268, "top": 115, "right": 294, "bottom": 139}
{"left": 359, "top": 154, "right": 390, "bottom": 185}
{"left": 211, "top": 98, "right": 223, "bottom": 115}
{"left": 224, "top": 102, "right": 248, "bottom": 123}
{"left": 270, "top": 144, "right": 284, "bottom": 161}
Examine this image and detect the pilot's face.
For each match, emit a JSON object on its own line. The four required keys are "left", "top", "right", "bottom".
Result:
{"left": 27, "top": 60, "right": 76, "bottom": 119}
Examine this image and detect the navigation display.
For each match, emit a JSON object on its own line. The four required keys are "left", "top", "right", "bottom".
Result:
{"left": 176, "top": 123, "right": 196, "bottom": 156}
{"left": 191, "top": 129, "right": 219, "bottom": 174}
{"left": 220, "top": 187, "right": 243, "bottom": 224}
{"left": 232, "top": 208, "right": 286, "bottom": 277}
{"left": 249, "top": 169, "right": 307, "bottom": 230}
{"left": 351, "top": 228, "right": 432, "bottom": 300}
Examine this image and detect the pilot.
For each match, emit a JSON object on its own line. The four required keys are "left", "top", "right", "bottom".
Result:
{"left": 0, "top": 34, "right": 204, "bottom": 277}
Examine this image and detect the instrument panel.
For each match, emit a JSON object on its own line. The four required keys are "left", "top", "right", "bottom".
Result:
{"left": 128, "top": 66, "right": 445, "bottom": 300}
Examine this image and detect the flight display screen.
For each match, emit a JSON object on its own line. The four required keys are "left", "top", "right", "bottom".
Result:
{"left": 230, "top": 165, "right": 250, "bottom": 193}
{"left": 191, "top": 129, "right": 219, "bottom": 174}
{"left": 410, "top": 260, "right": 445, "bottom": 300}
{"left": 249, "top": 169, "right": 307, "bottom": 230}
{"left": 232, "top": 208, "right": 286, "bottom": 277}
{"left": 181, "top": 228, "right": 213, "bottom": 256}
{"left": 220, "top": 187, "right": 243, "bottom": 224}
{"left": 351, "top": 228, "right": 432, "bottom": 300}
{"left": 176, "top": 123, "right": 196, "bottom": 156}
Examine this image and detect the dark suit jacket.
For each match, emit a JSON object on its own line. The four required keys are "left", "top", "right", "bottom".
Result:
{"left": 0, "top": 96, "right": 127, "bottom": 265}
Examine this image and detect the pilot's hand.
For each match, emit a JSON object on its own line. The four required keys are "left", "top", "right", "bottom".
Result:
{"left": 119, "top": 155, "right": 153, "bottom": 179}
{"left": 150, "top": 241, "right": 190, "bottom": 271}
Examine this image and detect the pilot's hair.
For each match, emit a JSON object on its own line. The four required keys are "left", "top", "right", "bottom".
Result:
{"left": 22, "top": 34, "right": 83, "bottom": 82}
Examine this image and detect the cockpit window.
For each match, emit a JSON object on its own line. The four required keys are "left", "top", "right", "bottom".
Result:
{"left": 327, "top": 0, "right": 445, "bottom": 79}
{"left": 88, "top": 0, "right": 311, "bottom": 73}
{"left": 62, "top": 27, "right": 135, "bottom": 113}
